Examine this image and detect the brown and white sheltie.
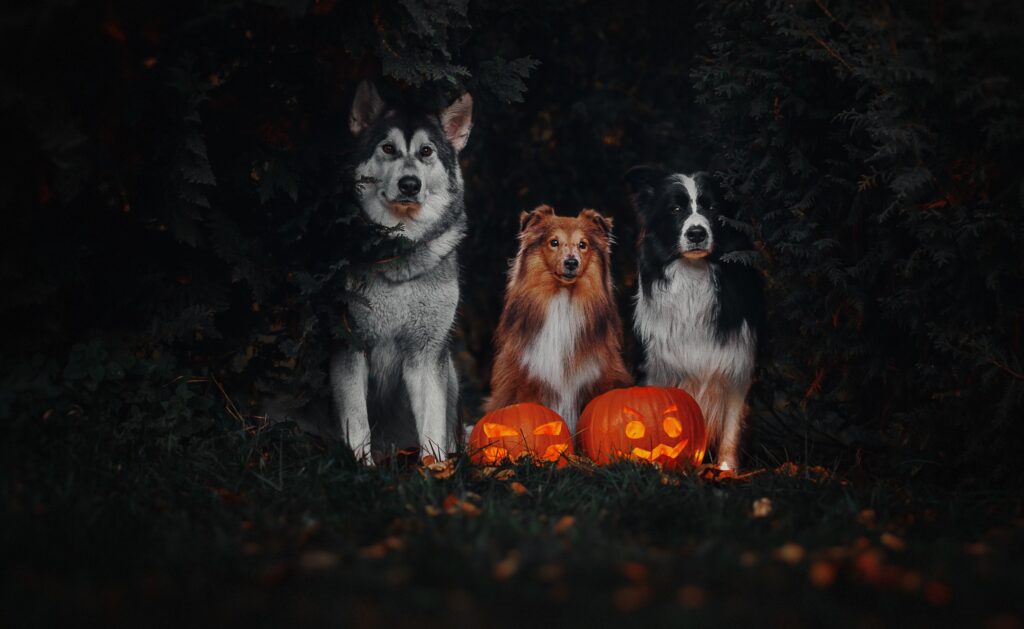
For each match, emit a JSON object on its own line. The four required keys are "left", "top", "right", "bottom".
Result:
{"left": 487, "top": 205, "right": 632, "bottom": 429}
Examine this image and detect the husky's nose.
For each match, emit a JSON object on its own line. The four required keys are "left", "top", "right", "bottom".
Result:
{"left": 398, "top": 176, "right": 421, "bottom": 197}
{"left": 563, "top": 257, "right": 579, "bottom": 274}
{"left": 685, "top": 225, "right": 708, "bottom": 244}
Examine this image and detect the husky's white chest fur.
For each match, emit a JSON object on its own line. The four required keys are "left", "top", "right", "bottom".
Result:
{"left": 520, "top": 290, "right": 600, "bottom": 427}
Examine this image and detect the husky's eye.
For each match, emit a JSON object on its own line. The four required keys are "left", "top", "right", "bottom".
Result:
{"left": 419, "top": 146, "right": 434, "bottom": 158}
{"left": 578, "top": 240, "right": 587, "bottom": 250}
{"left": 549, "top": 239, "right": 559, "bottom": 248}
{"left": 381, "top": 143, "right": 396, "bottom": 155}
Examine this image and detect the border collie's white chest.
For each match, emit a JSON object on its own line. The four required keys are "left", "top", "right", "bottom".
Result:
{"left": 521, "top": 290, "right": 599, "bottom": 426}
{"left": 635, "top": 260, "right": 754, "bottom": 387}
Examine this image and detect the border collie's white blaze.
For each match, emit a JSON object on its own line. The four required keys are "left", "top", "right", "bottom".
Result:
{"left": 628, "top": 166, "right": 765, "bottom": 470}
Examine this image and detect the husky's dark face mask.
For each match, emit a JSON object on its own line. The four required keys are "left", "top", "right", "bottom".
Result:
{"left": 349, "top": 82, "right": 473, "bottom": 242}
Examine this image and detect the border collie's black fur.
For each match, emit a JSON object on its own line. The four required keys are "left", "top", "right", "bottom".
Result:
{"left": 627, "top": 165, "right": 764, "bottom": 469}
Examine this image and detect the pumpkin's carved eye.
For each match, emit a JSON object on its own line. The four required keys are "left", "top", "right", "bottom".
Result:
{"left": 662, "top": 404, "right": 683, "bottom": 438}
{"left": 621, "top": 406, "right": 646, "bottom": 439}
{"left": 482, "top": 422, "right": 519, "bottom": 438}
{"left": 533, "top": 421, "right": 563, "bottom": 436}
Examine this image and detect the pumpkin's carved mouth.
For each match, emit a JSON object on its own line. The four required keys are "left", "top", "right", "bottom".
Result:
{"left": 629, "top": 440, "right": 689, "bottom": 461}
{"left": 478, "top": 419, "right": 570, "bottom": 463}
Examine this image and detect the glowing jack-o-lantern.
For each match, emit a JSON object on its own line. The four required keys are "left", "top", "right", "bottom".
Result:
{"left": 469, "top": 403, "right": 575, "bottom": 467}
{"left": 577, "top": 387, "right": 707, "bottom": 470}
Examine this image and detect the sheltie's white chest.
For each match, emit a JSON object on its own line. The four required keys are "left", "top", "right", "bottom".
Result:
{"left": 520, "top": 290, "right": 599, "bottom": 427}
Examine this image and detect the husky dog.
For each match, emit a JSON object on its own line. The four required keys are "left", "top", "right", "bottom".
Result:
{"left": 626, "top": 166, "right": 764, "bottom": 470}
{"left": 332, "top": 81, "right": 473, "bottom": 462}
{"left": 488, "top": 205, "right": 632, "bottom": 429}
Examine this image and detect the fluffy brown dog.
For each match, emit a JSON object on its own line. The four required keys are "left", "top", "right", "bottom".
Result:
{"left": 487, "top": 205, "right": 632, "bottom": 429}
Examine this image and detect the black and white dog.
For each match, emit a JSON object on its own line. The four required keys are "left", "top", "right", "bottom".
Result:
{"left": 626, "top": 166, "right": 764, "bottom": 470}
{"left": 331, "top": 82, "right": 473, "bottom": 463}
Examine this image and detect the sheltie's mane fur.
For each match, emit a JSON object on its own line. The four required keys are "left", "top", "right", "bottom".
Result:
{"left": 488, "top": 205, "right": 632, "bottom": 428}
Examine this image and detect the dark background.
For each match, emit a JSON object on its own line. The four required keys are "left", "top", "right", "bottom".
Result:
{"left": 2, "top": 0, "right": 1022, "bottom": 486}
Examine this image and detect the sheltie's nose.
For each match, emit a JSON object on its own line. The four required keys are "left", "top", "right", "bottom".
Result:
{"left": 398, "top": 175, "right": 421, "bottom": 197}
{"left": 563, "top": 257, "right": 579, "bottom": 275}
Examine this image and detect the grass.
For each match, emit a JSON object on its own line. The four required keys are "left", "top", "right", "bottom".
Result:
{"left": 3, "top": 409, "right": 1024, "bottom": 629}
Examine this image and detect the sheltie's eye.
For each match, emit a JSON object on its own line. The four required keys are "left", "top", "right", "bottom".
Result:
{"left": 382, "top": 143, "right": 396, "bottom": 155}
{"left": 578, "top": 240, "right": 587, "bottom": 250}
{"left": 549, "top": 239, "right": 559, "bottom": 248}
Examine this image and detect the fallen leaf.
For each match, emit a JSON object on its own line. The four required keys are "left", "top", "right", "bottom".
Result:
{"left": 422, "top": 458, "right": 456, "bottom": 480}
{"left": 424, "top": 505, "right": 441, "bottom": 517}
{"left": 924, "top": 580, "right": 951, "bottom": 606}
{"left": 808, "top": 560, "right": 837, "bottom": 588}
{"left": 660, "top": 473, "right": 681, "bottom": 486}
{"left": 857, "top": 509, "right": 877, "bottom": 528}
{"left": 537, "top": 563, "right": 564, "bottom": 581}
{"left": 460, "top": 501, "right": 482, "bottom": 517}
{"left": 964, "top": 542, "right": 990, "bottom": 556}
{"left": 509, "top": 481, "right": 528, "bottom": 495}
{"left": 677, "top": 585, "right": 705, "bottom": 608}
{"left": 900, "top": 571, "right": 923, "bottom": 592}
{"left": 359, "top": 543, "right": 388, "bottom": 559}
{"left": 775, "top": 543, "right": 806, "bottom": 565}
{"left": 553, "top": 515, "right": 575, "bottom": 534}
{"left": 442, "top": 494, "right": 459, "bottom": 513}
{"left": 612, "top": 585, "right": 652, "bottom": 612}
{"left": 300, "top": 549, "right": 339, "bottom": 571}
{"left": 622, "top": 561, "right": 648, "bottom": 582}
{"left": 752, "top": 497, "right": 773, "bottom": 518}
{"left": 495, "top": 469, "right": 516, "bottom": 481}
{"left": 880, "top": 532, "right": 905, "bottom": 551}
{"left": 853, "top": 549, "right": 883, "bottom": 584}
{"left": 493, "top": 551, "right": 520, "bottom": 580}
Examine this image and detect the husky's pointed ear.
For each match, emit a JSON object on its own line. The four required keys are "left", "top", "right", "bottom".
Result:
{"left": 579, "top": 208, "right": 613, "bottom": 239}
{"left": 624, "top": 165, "right": 665, "bottom": 198}
{"left": 350, "top": 81, "right": 386, "bottom": 136}
{"left": 519, "top": 204, "right": 555, "bottom": 232}
{"left": 440, "top": 93, "right": 473, "bottom": 152}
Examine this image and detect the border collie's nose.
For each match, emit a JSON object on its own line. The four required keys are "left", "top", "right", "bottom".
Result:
{"left": 685, "top": 225, "right": 708, "bottom": 243}
{"left": 563, "top": 257, "right": 579, "bottom": 273}
{"left": 398, "top": 176, "right": 421, "bottom": 197}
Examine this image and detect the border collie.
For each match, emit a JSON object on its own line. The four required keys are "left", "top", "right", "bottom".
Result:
{"left": 626, "top": 166, "right": 764, "bottom": 469}
{"left": 487, "top": 205, "right": 632, "bottom": 429}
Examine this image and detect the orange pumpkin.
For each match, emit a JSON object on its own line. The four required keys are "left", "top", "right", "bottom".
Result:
{"left": 468, "top": 403, "right": 574, "bottom": 466}
{"left": 577, "top": 386, "right": 707, "bottom": 470}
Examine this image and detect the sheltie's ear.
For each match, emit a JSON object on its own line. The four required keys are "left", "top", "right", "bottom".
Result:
{"left": 519, "top": 204, "right": 556, "bottom": 232}
{"left": 579, "top": 208, "right": 613, "bottom": 239}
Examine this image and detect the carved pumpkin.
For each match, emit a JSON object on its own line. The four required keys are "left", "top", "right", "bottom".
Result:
{"left": 577, "top": 386, "right": 707, "bottom": 470}
{"left": 469, "top": 403, "right": 575, "bottom": 467}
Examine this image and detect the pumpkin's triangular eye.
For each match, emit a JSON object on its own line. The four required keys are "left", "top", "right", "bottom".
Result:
{"left": 533, "top": 421, "right": 563, "bottom": 436}
{"left": 482, "top": 422, "right": 519, "bottom": 438}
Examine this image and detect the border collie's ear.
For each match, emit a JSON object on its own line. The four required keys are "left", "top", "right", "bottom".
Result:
{"left": 349, "top": 81, "right": 386, "bottom": 136}
{"left": 520, "top": 204, "right": 555, "bottom": 232}
{"left": 440, "top": 93, "right": 473, "bottom": 152}
{"left": 579, "top": 208, "right": 613, "bottom": 238}
{"left": 624, "top": 165, "right": 666, "bottom": 198}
